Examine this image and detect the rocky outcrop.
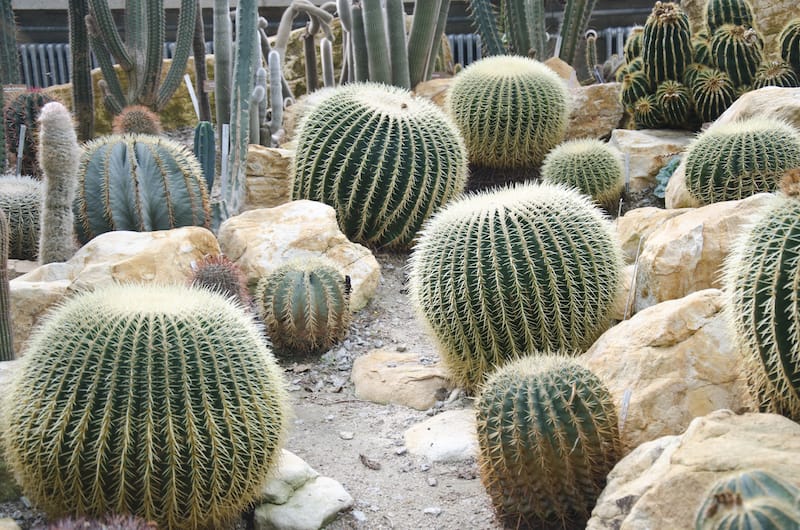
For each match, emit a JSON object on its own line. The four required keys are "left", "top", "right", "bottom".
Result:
{"left": 609, "top": 129, "right": 694, "bottom": 193}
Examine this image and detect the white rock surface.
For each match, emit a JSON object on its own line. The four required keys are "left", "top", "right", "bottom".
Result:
{"left": 609, "top": 129, "right": 694, "bottom": 193}
{"left": 404, "top": 409, "right": 478, "bottom": 463}
{"left": 255, "top": 476, "right": 354, "bottom": 530}
{"left": 260, "top": 449, "right": 320, "bottom": 505}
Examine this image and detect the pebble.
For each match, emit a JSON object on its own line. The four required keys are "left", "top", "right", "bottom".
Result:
{"left": 427, "top": 477, "right": 438, "bottom": 487}
{"left": 419, "top": 463, "right": 431, "bottom": 472}
{"left": 340, "top": 431, "right": 355, "bottom": 440}
{"left": 396, "top": 344, "right": 408, "bottom": 352}
{"left": 394, "top": 447, "right": 407, "bottom": 456}
{"left": 423, "top": 507, "right": 442, "bottom": 516}
{"left": 373, "top": 340, "right": 384, "bottom": 348}
{"left": 352, "top": 510, "right": 367, "bottom": 522}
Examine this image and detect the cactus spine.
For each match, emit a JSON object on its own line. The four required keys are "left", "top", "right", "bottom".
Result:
{"left": 476, "top": 355, "right": 622, "bottom": 529}
{"left": 37, "top": 102, "right": 79, "bottom": 264}
{"left": 705, "top": 0, "right": 754, "bottom": 34}
{"left": 2, "top": 284, "right": 289, "bottom": 529}
{"left": 190, "top": 254, "right": 250, "bottom": 307}
{"left": 541, "top": 139, "right": 625, "bottom": 208}
{"left": 0, "top": 209, "right": 12, "bottom": 361}
{"left": 408, "top": 182, "right": 623, "bottom": 391}
{"left": 0, "top": 174, "right": 42, "bottom": 261}
{"left": 193, "top": 120, "right": 215, "bottom": 191}
{"left": 779, "top": 19, "right": 800, "bottom": 74}
{"left": 111, "top": 105, "right": 163, "bottom": 135}
{"left": 642, "top": 2, "right": 692, "bottom": 85}
{"left": 710, "top": 24, "right": 763, "bottom": 86}
{"left": 752, "top": 61, "right": 800, "bottom": 89}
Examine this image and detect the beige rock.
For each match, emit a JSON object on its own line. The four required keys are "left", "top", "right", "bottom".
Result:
{"left": 609, "top": 129, "right": 694, "bottom": 193}
{"left": 245, "top": 145, "right": 294, "bottom": 211}
{"left": 0, "top": 519, "right": 20, "bottom": 530}
{"left": 615, "top": 207, "right": 690, "bottom": 263}
{"left": 8, "top": 279, "right": 69, "bottom": 355}
{"left": 565, "top": 82, "right": 625, "bottom": 141}
{"left": 608, "top": 264, "right": 635, "bottom": 322}
{"left": 544, "top": 57, "right": 580, "bottom": 89}
{"left": 351, "top": 349, "right": 453, "bottom": 410}
{"left": 414, "top": 78, "right": 454, "bottom": 109}
{"left": 255, "top": 476, "right": 353, "bottom": 530}
{"left": 404, "top": 409, "right": 478, "bottom": 463}
{"left": 633, "top": 193, "right": 776, "bottom": 312}
{"left": 260, "top": 449, "right": 320, "bottom": 505}
{"left": 587, "top": 409, "right": 800, "bottom": 530}
{"left": 7, "top": 260, "right": 37, "bottom": 280}
{"left": 217, "top": 201, "right": 380, "bottom": 311}
{"left": 712, "top": 86, "right": 800, "bottom": 129}
{"left": 664, "top": 161, "right": 701, "bottom": 209}
{"left": 582, "top": 289, "right": 751, "bottom": 451}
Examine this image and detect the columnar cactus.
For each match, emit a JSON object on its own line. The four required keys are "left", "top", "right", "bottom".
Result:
{"left": 752, "top": 60, "right": 800, "bottom": 89}
{"left": 710, "top": 24, "right": 764, "bottom": 86}
{"left": 684, "top": 118, "right": 800, "bottom": 204}
{"left": 0, "top": 209, "right": 12, "bottom": 361}
{"left": 255, "top": 258, "right": 351, "bottom": 355}
{"left": 2, "top": 284, "right": 289, "bottom": 529}
{"left": 190, "top": 254, "right": 251, "bottom": 308}
{"left": 193, "top": 120, "right": 215, "bottom": 191}
{"left": 0, "top": 174, "right": 42, "bottom": 261}
{"left": 705, "top": 0, "right": 754, "bottom": 34}
{"left": 691, "top": 67, "right": 736, "bottom": 123}
{"left": 779, "top": 19, "right": 800, "bottom": 74}
{"left": 641, "top": 2, "right": 692, "bottom": 85}
{"left": 695, "top": 470, "right": 800, "bottom": 530}
{"left": 75, "top": 134, "right": 211, "bottom": 244}
{"left": 476, "top": 355, "right": 622, "bottom": 529}
{"left": 408, "top": 182, "right": 623, "bottom": 391}
{"left": 111, "top": 105, "right": 163, "bottom": 135}
{"left": 540, "top": 139, "right": 625, "bottom": 208}
{"left": 292, "top": 83, "right": 467, "bottom": 250}
{"left": 446, "top": 56, "right": 570, "bottom": 169}
{"left": 3, "top": 90, "right": 56, "bottom": 178}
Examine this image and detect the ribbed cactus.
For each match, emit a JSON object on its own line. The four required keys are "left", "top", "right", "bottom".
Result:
{"left": 695, "top": 470, "right": 800, "bottom": 530}
{"left": 68, "top": 0, "right": 94, "bottom": 141}
{"left": 706, "top": 0, "right": 754, "bottom": 34}
{"left": 624, "top": 26, "right": 644, "bottom": 62}
{"left": 692, "top": 33, "right": 713, "bottom": 66}
{"left": 0, "top": 174, "right": 42, "bottom": 261}
{"left": 541, "top": 140, "right": 625, "bottom": 208}
{"left": 0, "top": 209, "right": 12, "bottom": 361}
{"left": 193, "top": 120, "right": 215, "bottom": 191}
{"left": 75, "top": 134, "right": 211, "bottom": 244}
{"left": 408, "top": 182, "right": 623, "bottom": 391}
{"left": 752, "top": 61, "right": 800, "bottom": 89}
{"left": 641, "top": 2, "right": 692, "bottom": 85}
{"left": 633, "top": 94, "right": 666, "bottom": 129}
{"left": 476, "top": 355, "right": 622, "bottom": 529}
{"left": 190, "top": 254, "right": 250, "bottom": 308}
{"left": 446, "top": 56, "right": 570, "bottom": 170}
{"left": 558, "top": 0, "right": 598, "bottom": 66}
{"left": 111, "top": 105, "right": 163, "bottom": 135}
{"left": 2, "top": 284, "right": 289, "bottom": 529}
{"left": 292, "top": 83, "right": 467, "bottom": 250}
{"left": 691, "top": 67, "right": 736, "bottom": 123}
{"left": 779, "top": 19, "right": 800, "bottom": 74}
{"left": 710, "top": 24, "right": 764, "bottom": 86}
{"left": 3, "top": 90, "right": 56, "bottom": 178}
{"left": 255, "top": 258, "right": 352, "bottom": 355}
{"left": 685, "top": 118, "right": 800, "bottom": 205}
{"left": 37, "top": 102, "right": 79, "bottom": 264}
{"left": 1, "top": 0, "right": 20, "bottom": 170}
{"left": 656, "top": 79, "right": 692, "bottom": 126}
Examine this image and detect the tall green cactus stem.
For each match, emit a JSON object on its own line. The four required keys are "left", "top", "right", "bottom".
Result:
{"left": 0, "top": 175, "right": 42, "bottom": 261}
{"left": 407, "top": 0, "right": 442, "bottom": 87}
{"left": 266, "top": 50, "right": 284, "bottom": 146}
{"left": 0, "top": 0, "right": 19, "bottom": 88}
{"left": 476, "top": 355, "right": 621, "bottom": 529}
{"left": 642, "top": 2, "right": 692, "bottom": 85}
{"left": 213, "top": 0, "right": 232, "bottom": 129}
{"left": 0, "top": 209, "right": 12, "bottom": 361}
{"left": 1, "top": 283, "right": 289, "bottom": 528}
{"left": 540, "top": 139, "right": 624, "bottom": 208}
{"left": 695, "top": 470, "right": 800, "bottom": 530}
{"left": 67, "top": 0, "right": 94, "bottom": 141}
{"left": 684, "top": 118, "right": 800, "bottom": 205}
{"left": 194, "top": 120, "right": 216, "bottom": 191}
{"left": 656, "top": 79, "right": 692, "bottom": 126}
{"left": 75, "top": 134, "right": 211, "bottom": 243}
{"left": 706, "top": 0, "right": 754, "bottom": 34}
{"left": 624, "top": 26, "right": 644, "bottom": 62}
{"left": 527, "top": 0, "right": 548, "bottom": 60}
{"left": 558, "top": 0, "right": 598, "bottom": 67}
{"left": 504, "top": 0, "right": 533, "bottom": 56}
{"left": 408, "top": 182, "right": 623, "bottom": 391}
{"left": 466, "top": 0, "right": 505, "bottom": 57}
{"left": 292, "top": 83, "right": 468, "bottom": 249}
{"left": 710, "top": 24, "right": 764, "bottom": 86}
{"left": 779, "top": 19, "right": 800, "bottom": 74}
{"left": 255, "top": 258, "right": 352, "bottom": 355}
{"left": 753, "top": 61, "right": 800, "bottom": 89}
{"left": 192, "top": 1, "right": 211, "bottom": 123}
{"left": 37, "top": 102, "right": 79, "bottom": 264}
{"left": 350, "top": 4, "right": 370, "bottom": 82}
{"left": 446, "top": 56, "right": 570, "bottom": 169}
{"left": 4, "top": 90, "right": 56, "bottom": 178}
{"left": 302, "top": 28, "right": 319, "bottom": 94}
{"left": 425, "top": 0, "right": 452, "bottom": 78}
{"left": 321, "top": 37, "right": 335, "bottom": 88}
{"left": 691, "top": 67, "right": 736, "bottom": 123}
{"left": 386, "top": 0, "right": 411, "bottom": 89}
{"left": 190, "top": 253, "right": 251, "bottom": 307}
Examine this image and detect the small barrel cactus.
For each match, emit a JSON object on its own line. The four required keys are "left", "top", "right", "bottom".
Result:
{"left": 684, "top": 117, "right": 800, "bottom": 205}
{"left": 74, "top": 134, "right": 211, "bottom": 244}
{"left": 0, "top": 174, "right": 42, "bottom": 261}
{"left": 3, "top": 89, "right": 56, "bottom": 178}
{"left": 540, "top": 139, "right": 625, "bottom": 208}
{"left": 656, "top": 79, "right": 693, "bottom": 127}
{"left": 2, "top": 284, "right": 289, "bottom": 529}
{"left": 710, "top": 24, "right": 764, "bottom": 86}
{"left": 189, "top": 253, "right": 251, "bottom": 307}
{"left": 641, "top": 2, "right": 692, "bottom": 85}
{"left": 408, "top": 182, "right": 623, "bottom": 391}
{"left": 624, "top": 26, "right": 644, "bottom": 62}
{"left": 111, "top": 105, "right": 163, "bottom": 135}
{"left": 255, "top": 258, "right": 352, "bottom": 356}
{"left": 621, "top": 70, "right": 653, "bottom": 108}
{"left": 752, "top": 60, "right": 800, "bottom": 89}
{"left": 706, "top": 0, "right": 754, "bottom": 34}
{"left": 445, "top": 55, "right": 570, "bottom": 169}
{"left": 633, "top": 94, "right": 666, "bottom": 129}
{"left": 476, "top": 355, "right": 622, "bottom": 530}
{"left": 691, "top": 67, "right": 736, "bottom": 123}
{"left": 695, "top": 470, "right": 800, "bottom": 530}
{"left": 779, "top": 19, "right": 800, "bottom": 74}
{"left": 692, "top": 33, "right": 714, "bottom": 66}
{"left": 292, "top": 83, "right": 467, "bottom": 250}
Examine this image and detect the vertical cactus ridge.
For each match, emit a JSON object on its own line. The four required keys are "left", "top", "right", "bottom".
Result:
{"left": 632, "top": 94, "right": 666, "bottom": 129}
{"left": 710, "top": 24, "right": 764, "bottom": 86}
{"left": 540, "top": 139, "right": 625, "bottom": 208}
{"left": 361, "top": 0, "right": 393, "bottom": 85}
{"left": 656, "top": 79, "right": 692, "bottom": 126}
{"left": 292, "top": 83, "right": 467, "bottom": 250}
{"left": 408, "top": 182, "right": 623, "bottom": 391}
{"left": 779, "top": 19, "right": 800, "bottom": 74}
{"left": 0, "top": 174, "right": 42, "bottom": 261}
{"left": 558, "top": 0, "right": 598, "bottom": 67}
{"left": 624, "top": 26, "right": 644, "bottom": 62}
{"left": 446, "top": 56, "right": 570, "bottom": 169}
{"left": 753, "top": 61, "right": 800, "bottom": 89}
{"left": 1, "top": 284, "right": 289, "bottom": 528}
{"left": 193, "top": 121, "right": 216, "bottom": 192}
{"left": 642, "top": 2, "right": 692, "bottom": 85}
{"left": 0, "top": 209, "right": 12, "bottom": 361}
{"left": 705, "top": 0, "right": 754, "bottom": 34}
{"left": 476, "top": 355, "right": 622, "bottom": 529}
{"left": 68, "top": 0, "right": 94, "bottom": 141}
{"left": 386, "top": 0, "right": 411, "bottom": 89}
{"left": 466, "top": 0, "right": 505, "bottom": 57}
{"left": 691, "top": 67, "right": 736, "bottom": 123}
{"left": 407, "top": 0, "right": 443, "bottom": 87}
{"left": 685, "top": 118, "right": 800, "bottom": 205}
{"left": 504, "top": 0, "right": 533, "bottom": 56}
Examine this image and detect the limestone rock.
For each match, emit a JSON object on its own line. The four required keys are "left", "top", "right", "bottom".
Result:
{"left": 608, "top": 264, "right": 635, "bottom": 322}
{"left": 609, "top": 129, "right": 694, "bottom": 193}
{"left": 587, "top": 409, "right": 800, "bottom": 530}
{"left": 582, "top": 289, "right": 751, "bottom": 450}
{"left": 8, "top": 279, "right": 69, "bottom": 355}
{"left": 0, "top": 520, "right": 20, "bottom": 530}
{"left": 351, "top": 349, "right": 453, "bottom": 410}
{"left": 217, "top": 201, "right": 380, "bottom": 311}
{"left": 260, "top": 450, "right": 320, "bottom": 506}
{"left": 245, "top": 145, "right": 294, "bottom": 211}
{"left": 544, "top": 57, "right": 580, "bottom": 89}
{"left": 0, "top": 361, "right": 23, "bottom": 503}
{"left": 414, "top": 78, "right": 454, "bottom": 109}
{"left": 7, "top": 260, "right": 36, "bottom": 281}
{"left": 255, "top": 476, "right": 353, "bottom": 530}
{"left": 404, "top": 409, "right": 478, "bottom": 463}
{"left": 565, "top": 82, "right": 624, "bottom": 141}
{"left": 712, "top": 86, "right": 800, "bottom": 129}
{"left": 633, "top": 193, "right": 777, "bottom": 312}
{"left": 615, "top": 207, "right": 689, "bottom": 263}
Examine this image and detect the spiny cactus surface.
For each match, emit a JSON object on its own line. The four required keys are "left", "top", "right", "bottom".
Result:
{"left": 641, "top": 2, "right": 692, "bottom": 85}
{"left": 691, "top": 67, "right": 736, "bottom": 123}
{"left": 111, "top": 105, "right": 163, "bottom": 136}
{"left": 752, "top": 60, "right": 800, "bottom": 89}
{"left": 3, "top": 89, "right": 55, "bottom": 178}
{"left": 779, "top": 19, "right": 800, "bottom": 74}
{"left": 190, "top": 254, "right": 251, "bottom": 308}
{"left": 706, "top": 0, "right": 754, "bottom": 34}
{"left": 540, "top": 139, "right": 624, "bottom": 208}
{"left": 710, "top": 24, "right": 764, "bottom": 86}
{"left": 0, "top": 174, "right": 42, "bottom": 261}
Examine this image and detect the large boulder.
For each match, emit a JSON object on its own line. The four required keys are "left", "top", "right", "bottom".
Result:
{"left": 609, "top": 129, "right": 694, "bottom": 193}
{"left": 587, "top": 409, "right": 800, "bottom": 530}
{"left": 581, "top": 289, "right": 750, "bottom": 451}
{"left": 615, "top": 206, "right": 690, "bottom": 263}
{"left": 217, "top": 201, "right": 380, "bottom": 311}
{"left": 245, "top": 145, "right": 294, "bottom": 211}
{"left": 564, "top": 82, "right": 625, "bottom": 141}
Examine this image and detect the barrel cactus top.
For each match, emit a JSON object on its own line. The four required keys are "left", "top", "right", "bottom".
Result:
{"left": 445, "top": 55, "right": 570, "bottom": 169}
{"left": 540, "top": 139, "right": 625, "bottom": 208}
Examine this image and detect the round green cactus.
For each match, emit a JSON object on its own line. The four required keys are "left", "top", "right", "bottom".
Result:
{"left": 190, "top": 254, "right": 251, "bottom": 308}
{"left": 2, "top": 284, "right": 289, "bottom": 528}
{"left": 692, "top": 32, "right": 714, "bottom": 66}
{"left": 476, "top": 355, "right": 622, "bottom": 530}
{"left": 706, "top": 0, "right": 754, "bottom": 35}
{"left": 624, "top": 26, "right": 644, "bottom": 62}
{"left": 641, "top": 2, "right": 692, "bottom": 85}
{"left": 255, "top": 258, "right": 352, "bottom": 356}
{"left": 684, "top": 118, "right": 800, "bottom": 204}
{"left": 292, "top": 83, "right": 467, "bottom": 250}
{"left": 779, "top": 19, "right": 800, "bottom": 74}
{"left": 0, "top": 174, "right": 42, "bottom": 261}
{"left": 445, "top": 55, "right": 570, "bottom": 169}
{"left": 408, "top": 182, "right": 623, "bottom": 392}
{"left": 684, "top": 62, "right": 713, "bottom": 87}
{"left": 656, "top": 80, "right": 693, "bottom": 126}
{"left": 752, "top": 60, "right": 800, "bottom": 89}
{"left": 633, "top": 94, "right": 666, "bottom": 129}
{"left": 621, "top": 70, "right": 653, "bottom": 107}
{"left": 540, "top": 139, "right": 625, "bottom": 208}
{"left": 710, "top": 24, "right": 764, "bottom": 86}
{"left": 74, "top": 134, "right": 211, "bottom": 244}
{"left": 3, "top": 89, "right": 56, "bottom": 178}
{"left": 695, "top": 470, "right": 800, "bottom": 530}
{"left": 691, "top": 67, "right": 736, "bottom": 123}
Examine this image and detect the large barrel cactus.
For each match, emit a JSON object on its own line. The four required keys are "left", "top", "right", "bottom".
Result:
{"left": 0, "top": 174, "right": 42, "bottom": 261}
{"left": 408, "top": 182, "right": 623, "bottom": 391}
{"left": 476, "top": 355, "right": 622, "bottom": 530}
{"left": 74, "top": 134, "right": 211, "bottom": 244}
{"left": 706, "top": 0, "right": 754, "bottom": 34}
{"left": 445, "top": 55, "right": 570, "bottom": 169}
{"left": 695, "top": 470, "right": 800, "bottom": 530}
{"left": 641, "top": 2, "right": 692, "bottom": 85}
{"left": 291, "top": 83, "right": 467, "bottom": 250}
{"left": 710, "top": 24, "right": 764, "bottom": 87}
{"left": 1, "top": 284, "right": 289, "bottom": 529}
{"left": 540, "top": 139, "right": 624, "bottom": 208}
{"left": 684, "top": 117, "right": 800, "bottom": 205}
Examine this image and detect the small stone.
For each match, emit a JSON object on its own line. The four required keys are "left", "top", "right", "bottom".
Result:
{"left": 396, "top": 344, "right": 407, "bottom": 352}
{"left": 419, "top": 463, "right": 431, "bottom": 472}
{"left": 325, "top": 415, "right": 335, "bottom": 422}
{"left": 427, "top": 477, "right": 438, "bottom": 487}
{"left": 373, "top": 340, "right": 384, "bottom": 348}
{"left": 394, "top": 447, "right": 407, "bottom": 456}
{"left": 352, "top": 510, "right": 367, "bottom": 522}
{"left": 423, "top": 507, "right": 442, "bottom": 516}
{"left": 339, "top": 431, "right": 354, "bottom": 440}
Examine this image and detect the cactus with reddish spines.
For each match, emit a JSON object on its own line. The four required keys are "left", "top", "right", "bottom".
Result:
{"left": 111, "top": 105, "right": 163, "bottom": 135}
{"left": 190, "top": 254, "right": 251, "bottom": 308}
